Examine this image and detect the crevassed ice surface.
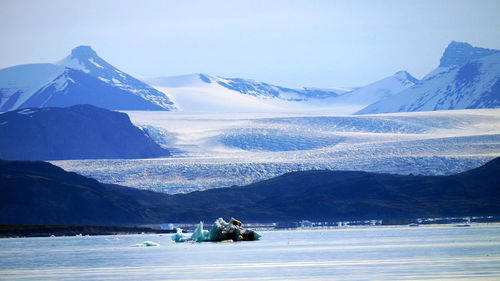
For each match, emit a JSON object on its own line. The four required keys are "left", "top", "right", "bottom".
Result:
{"left": 52, "top": 109, "right": 500, "bottom": 193}
{"left": 1, "top": 226, "right": 500, "bottom": 280}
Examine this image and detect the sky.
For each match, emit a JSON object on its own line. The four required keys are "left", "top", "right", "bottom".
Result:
{"left": 1, "top": 0, "right": 500, "bottom": 88}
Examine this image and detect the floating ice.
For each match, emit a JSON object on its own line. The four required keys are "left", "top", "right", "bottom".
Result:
{"left": 132, "top": 241, "right": 160, "bottom": 247}
{"left": 172, "top": 218, "right": 261, "bottom": 243}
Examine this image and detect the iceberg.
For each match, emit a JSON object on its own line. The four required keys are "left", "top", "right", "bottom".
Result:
{"left": 172, "top": 218, "right": 261, "bottom": 243}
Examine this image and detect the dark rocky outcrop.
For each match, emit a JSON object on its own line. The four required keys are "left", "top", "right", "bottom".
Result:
{"left": 0, "top": 104, "right": 170, "bottom": 160}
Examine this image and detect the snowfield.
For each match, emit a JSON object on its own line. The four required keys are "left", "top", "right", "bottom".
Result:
{"left": 140, "top": 71, "right": 416, "bottom": 115}
{"left": 51, "top": 109, "right": 500, "bottom": 193}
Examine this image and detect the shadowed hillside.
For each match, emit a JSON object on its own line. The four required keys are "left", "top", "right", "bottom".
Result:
{"left": 0, "top": 104, "right": 170, "bottom": 160}
{"left": 1, "top": 157, "right": 499, "bottom": 224}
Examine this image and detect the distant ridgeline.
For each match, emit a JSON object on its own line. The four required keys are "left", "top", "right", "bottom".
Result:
{"left": 0, "top": 104, "right": 170, "bottom": 160}
{"left": 1, "top": 41, "right": 498, "bottom": 115}
{"left": 1, "top": 157, "right": 499, "bottom": 225}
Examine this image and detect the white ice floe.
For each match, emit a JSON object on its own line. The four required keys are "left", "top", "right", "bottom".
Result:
{"left": 132, "top": 241, "right": 160, "bottom": 247}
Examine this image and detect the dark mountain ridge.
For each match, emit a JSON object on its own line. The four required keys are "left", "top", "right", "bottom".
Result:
{"left": 1, "top": 157, "right": 499, "bottom": 225}
{"left": 0, "top": 104, "right": 170, "bottom": 160}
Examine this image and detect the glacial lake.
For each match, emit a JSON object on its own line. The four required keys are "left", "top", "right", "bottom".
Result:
{"left": 1, "top": 225, "right": 500, "bottom": 280}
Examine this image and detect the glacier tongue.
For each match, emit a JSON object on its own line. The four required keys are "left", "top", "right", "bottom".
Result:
{"left": 51, "top": 109, "right": 500, "bottom": 194}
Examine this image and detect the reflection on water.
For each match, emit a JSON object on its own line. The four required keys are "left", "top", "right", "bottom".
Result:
{"left": 1, "top": 225, "right": 500, "bottom": 280}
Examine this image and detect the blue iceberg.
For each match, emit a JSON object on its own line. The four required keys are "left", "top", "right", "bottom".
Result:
{"left": 172, "top": 218, "right": 261, "bottom": 242}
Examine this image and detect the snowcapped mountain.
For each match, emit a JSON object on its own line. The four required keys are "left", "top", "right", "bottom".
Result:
{"left": 144, "top": 72, "right": 419, "bottom": 114}
{"left": 5, "top": 42, "right": 497, "bottom": 115}
{"left": 144, "top": 74, "right": 291, "bottom": 113}
{"left": 0, "top": 46, "right": 175, "bottom": 112}
{"left": 0, "top": 63, "right": 65, "bottom": 111}
{"left": 146, "top": 73, "right": 347, "bottom": 101}
{"left": 357, "top": 42, "right": 500, "bottom": 114}
{"left": 144, "top": 73, "right": 359, "bottom": 113}
{"left": 333, "top": 71, "right": 418, "bottom": 112}
{"left": 211, "top": 75, "right": 347, "bottom": 100}
{"left": 56, "top": 46, "right": 174, "bottom": 110}
{"left": 439, "top": 41, "right": 499, "bottom": 68}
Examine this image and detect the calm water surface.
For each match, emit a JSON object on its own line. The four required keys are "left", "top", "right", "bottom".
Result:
{"left": 1, "top": 225, "right": 500, "bottom": 280}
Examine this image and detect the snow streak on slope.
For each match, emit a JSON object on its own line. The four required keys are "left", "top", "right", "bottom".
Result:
{"left": 52, "top": 109, "right": 500, "bottom": 193}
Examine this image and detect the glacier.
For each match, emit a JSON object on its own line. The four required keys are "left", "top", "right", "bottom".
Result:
{"left": 51, "top": 109, "right": 500, "bottom": 193}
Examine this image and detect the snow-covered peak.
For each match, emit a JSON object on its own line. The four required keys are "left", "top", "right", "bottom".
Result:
{"left": 70, "top": 45, "right": 98, "bottom": 60}
{"left": 334, "top": 71, "right": 419, "bottom": 111}
{"left": 439, "top": 41, "right": 499, "bottom": 68}
{"left": 357, "top": 52, "right": 500, "bottom": 114}
{"left": 393, "top": 71, "right": 419, "bottom": 83}
{"left": 57, "top": 45, "right": 114, "bottom": 75}
{"left": 56, "top": 46, "right": 175, "bottom": 110}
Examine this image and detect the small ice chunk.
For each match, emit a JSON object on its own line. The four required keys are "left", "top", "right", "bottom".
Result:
{"left": 132, "top": 241, "right": 160, "bottom": 247}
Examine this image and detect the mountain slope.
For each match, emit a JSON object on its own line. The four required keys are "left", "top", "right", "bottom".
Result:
{"left": 0, "top": 104, "right": 170, "bottom": 160}
{"left": 0, "top": 46, "right": 175, "bottom": 112}
{"left": 144, "top": 72, "right": 420, "bottom": 114}
{"left": 0, "top": 64, "right": 65, "bottom": 112}
{"left": 357, "top": 42, "right": 500, "bottom": 114}
{"left": 145, "top": 73, "right": 345, "bottom": 101}
{"left": 56, "top": 46, "right": 175, "bottom": 110}
{"left": 0, "top": 159, "right": 172, "bottom": 225}
{"left": 143, "top": 74, "right": 351, "bottom": 113}
{"left": 1, "top": 157, "right": 499, "bottom": 224}
{"left": 333, "top": 71, "right": 418, "bottom": 112}
{"left": 439, "top": 41, "right": 500, "bottom": 67}
{"left": 20, "top": 68, "right": 169, "bottom": 110}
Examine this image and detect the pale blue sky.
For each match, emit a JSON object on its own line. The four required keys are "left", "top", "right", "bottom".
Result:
{"left": 1, "top": 0, "right": 499, "bottom": 88}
